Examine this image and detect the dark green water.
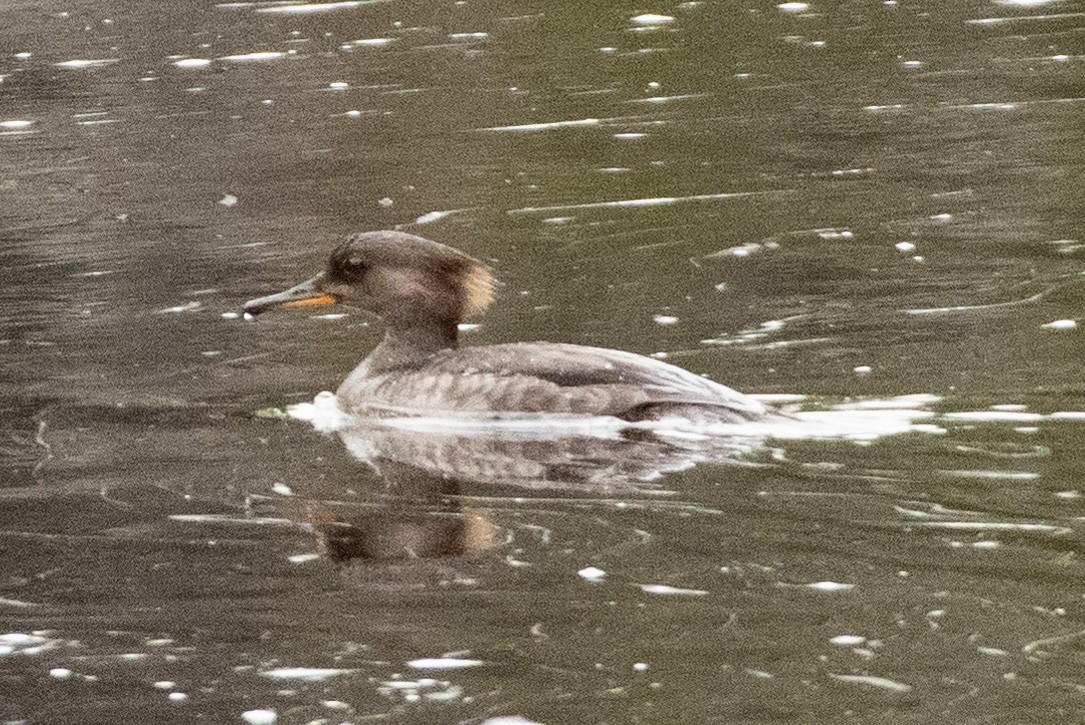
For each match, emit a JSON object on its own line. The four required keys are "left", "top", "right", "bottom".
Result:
{"left": 3, "top": 1, "right": 1085, "bottom": 723}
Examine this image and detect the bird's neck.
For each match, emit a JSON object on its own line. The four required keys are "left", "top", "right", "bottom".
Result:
{"left": 365, "top": 316, "right": 459, "bottom": 372}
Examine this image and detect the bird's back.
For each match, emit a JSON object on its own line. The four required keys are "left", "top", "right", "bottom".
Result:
{"left": 337, "top": 342, "right": 772, "bottom": 423}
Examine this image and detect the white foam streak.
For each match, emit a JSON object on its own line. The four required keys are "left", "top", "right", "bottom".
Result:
{"left": 730, "top": 408, "right": 937, "bottom": 441}
{"left": 832, "top": 394, "right": 942, "bottom": 410}
{"left": 262, "top": 667, "right": 354, "bottom": 680}
{"left": 241, "top": 711, "right": 277, "bottom": 725}
{"left": 579, "top": 566, "right": 607, "bottom": 581}
{"left": 940, "top": 410, "right": 1085, "bottom": 424}
{"left": 169, "top": 514, "right": 295, "bottom": 526}
{"left": 968, "top": 11, "right": 1085, "bottom": 25}
{"left": 349, "top": 38, "right": 395, "bottom": 47}
{"left": 55, "top": 59, "right": 120, "bottom": 69}
{"left": 173, "top": 58, "right": 212, "bottom": 68}
{"left": 636, "top": 584, "right": 709, "bottom": 596}
{"left": 829, "top": 673, "right": 912, "bottom": 692}
{"left": 939, "top": 470, "right": 1039, "bottom": 480}
{"left": 946, "top": 102, "right": 1018, "bottom": 111}
{"left": 944, "top": 411, "right": 1044, "bottom": 422}
{"left": 407, "top": 657, "right": 483, "bottom": 669}
{"left": 217, "top": 51, "right": 286, "bottom": 62}
{"left": 255, "top": 1, "right": 372, "bottom": 13}
{"left": 630, "top": 13, "right": 675, "bottom": 25}
{"left": 916, "top": 522, "right": 1069, "bottom": 534}
{"left": 628, "top": 94, "right": 706, "bottom": 104}
{"left": 508, "top": 191, "right": 770, "bottom": 215}
{"left": 483, "top": 118, "right": 600, "bottom": 132}
{"left": 415, "top": 209, "right": 459, "bottom": 225}
{"left": 830, "top": 635, "right": 866, "bottom": 646}
{"left": 808, "top": 581, "right": 856, "bottom": 592}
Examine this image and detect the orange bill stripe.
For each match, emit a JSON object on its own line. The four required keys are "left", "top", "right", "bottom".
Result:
{"left": 281, "top": 294, "right": 338, "bottom": 309}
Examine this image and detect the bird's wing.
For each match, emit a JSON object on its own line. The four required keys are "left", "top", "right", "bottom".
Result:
{"left": 348, "top": 342, "right": 768, "bottom": 420}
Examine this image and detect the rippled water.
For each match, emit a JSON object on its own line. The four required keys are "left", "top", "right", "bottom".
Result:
{"left": 3, "top": 0, "right": 1085, "bottom": 723}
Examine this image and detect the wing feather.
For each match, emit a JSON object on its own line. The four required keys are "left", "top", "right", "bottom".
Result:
{"left": 339, "top": 342, "right": 768, "bottom": 421}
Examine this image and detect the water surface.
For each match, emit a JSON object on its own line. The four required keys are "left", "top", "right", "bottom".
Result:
{"left": 3, "top": 0, "right": 1085, "bottom": 722}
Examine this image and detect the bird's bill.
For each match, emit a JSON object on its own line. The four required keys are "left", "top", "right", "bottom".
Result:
{"left": 243, "top": 275, "right": 338, "bottom": 316}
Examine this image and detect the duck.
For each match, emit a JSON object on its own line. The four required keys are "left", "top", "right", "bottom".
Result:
{"left": 243, "top": 231, "right": 779, "bottom": 424}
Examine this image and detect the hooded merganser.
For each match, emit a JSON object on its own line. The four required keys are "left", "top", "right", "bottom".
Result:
{"left": 244, "top": 231, "right": 777, "bottom": 424}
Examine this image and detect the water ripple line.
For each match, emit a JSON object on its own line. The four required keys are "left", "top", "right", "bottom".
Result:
{"left": 903, "top": 289, "right": 1051, "bottom": 315}
{"left": 1022, "top": 627, "right": 1085, "bottom": 657}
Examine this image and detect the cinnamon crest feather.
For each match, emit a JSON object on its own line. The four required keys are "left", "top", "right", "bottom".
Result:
{"left": 462, "top": 263, "right": 495, "bottom": 317}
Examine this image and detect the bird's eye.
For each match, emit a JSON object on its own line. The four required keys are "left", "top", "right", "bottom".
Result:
{"left": 326, "top": 254, "right": 366, "bottom": 284}
{"left": 344, "top": 257, "right": 369, "bottom": 281}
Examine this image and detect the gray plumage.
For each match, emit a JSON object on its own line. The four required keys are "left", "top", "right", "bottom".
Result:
{"left": 246, "top": 231, "right": 779, "bottom": 425}
{"left": 338, "top": 341, "right": 770, "bottom": 422}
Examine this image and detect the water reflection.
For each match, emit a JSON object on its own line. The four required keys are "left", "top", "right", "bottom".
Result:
{"left": 315, "top": 462, "right": 482, "bottom": 564}
{"left": 299, "top": 415, "right": 762, "bottom": 578}
{"left": 335, "top": 420, "right": 755, "bottom": 491}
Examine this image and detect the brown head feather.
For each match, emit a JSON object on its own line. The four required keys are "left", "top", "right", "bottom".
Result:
{"left": 462, "top": 264, "right": 496, "bottom": 317}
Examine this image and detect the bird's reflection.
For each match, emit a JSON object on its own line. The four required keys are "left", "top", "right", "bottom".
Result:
{"left": 336, "top": 422, "right": 758, "bottom": 491}
{"left": 316, "top": 460, "right": 493, "bottom": 564}
{"left": 301, "top": 420, "right": 761, "bottom": 572}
